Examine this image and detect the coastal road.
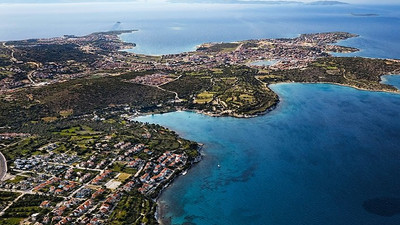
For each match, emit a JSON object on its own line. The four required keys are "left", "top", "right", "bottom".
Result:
{"left": 0, "top": 151, "right": 7, "bottom": 181}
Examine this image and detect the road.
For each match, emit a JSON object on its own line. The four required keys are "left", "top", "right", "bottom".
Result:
{"left": 0, "top": 152, "right": 7, "bottom": 181}
{"left": 0, "top": 187, "right": 60, "bottom": 216}
{"left": 27, "top": 70, "right": 37, "bottom": 85}
{"left": 0, "top": 193, "right": 24, "bottom": 217}
{"left": 2, "top": 42, "right": 17, "bottom": 63}
{"left": 0, "top": 186, "right": 66, "bottom": 216}
{"left": 154, "top": 75, "right": 183, "bottom": 102}
{"left": 2, "top": 42, "right": 38, "bottom": 85}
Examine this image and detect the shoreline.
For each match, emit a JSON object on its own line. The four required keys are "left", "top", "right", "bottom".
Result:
{"left": 270, "top": 79, "right": 400, "bottom": 94}
{"left": 153, "top": 144, "right": 204, "bottom": 225}
{"left": 193, "top": 79, "right": 400, "bottom": 119}
{"left": 134, "top": 76, "right": 400, "bottom": 122}
{"left": 1, "top": 28, "right": 399, "bottom": 224}
{"left": 139, "top": 76, "right": 400, "bottom": 224}
{"left": 157, "top": 200, "right": 169, "bottom": 225}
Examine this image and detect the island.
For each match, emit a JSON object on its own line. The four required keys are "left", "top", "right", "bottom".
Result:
{"left": 351, "top": 13, "right": 379, "bottom": 17}
{"left": 0, "top": 30, "right": 400, "bottom": 224}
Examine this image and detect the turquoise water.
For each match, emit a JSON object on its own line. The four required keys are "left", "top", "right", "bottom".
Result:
{"left": 249, "top": 60, "right": 278, "bottom": 66}
{"left": 1, "top": 3, "right": 400, "bottom": 58}
{"left": 1, "top": 2, "right": 400, "bottom": 224}
{"left": 120, "top": 4, "right": 400, "bottom": 57}
{"left": 137, "top": 81, "right": 400, "bottom": 225}
{"left": 382, "top": 75, "right": 400, "bottom": 89}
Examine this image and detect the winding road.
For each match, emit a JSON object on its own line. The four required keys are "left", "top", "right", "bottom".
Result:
{"left": 0, "top": 151, "right": 7, "bottom": 181}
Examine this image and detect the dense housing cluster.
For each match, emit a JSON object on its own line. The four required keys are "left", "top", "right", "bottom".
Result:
{"left": 0, "top": 113, "right": 200, "bottom": 224}
{"left": 0, "top": 30, "right": 400, "bottom": 224}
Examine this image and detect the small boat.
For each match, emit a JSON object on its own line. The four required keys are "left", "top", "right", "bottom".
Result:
{"left": 217, "top": 164, "right": 221, "bottom": 168}
{"left": 182, "top": 170, "right": 187, "bottom": 176}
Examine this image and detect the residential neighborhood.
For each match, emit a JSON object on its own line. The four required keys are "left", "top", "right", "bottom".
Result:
{"left": 0, "top": 113, "right": 200, "bottom": 224}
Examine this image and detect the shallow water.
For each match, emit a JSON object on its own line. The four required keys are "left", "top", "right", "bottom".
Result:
{"left": 137, "top": 80, "right": 400, "bottom": 225}
{"left": 1, "top": 2, "right": 400, "bottom": 224}
{"left": 1, "top": 3, "right": 400, "bottom": 58}
{"left": 249, "top": 60, "right": 278, "bottom": 66}
{"left": 382, "top": 75, "right": 400, "bottom": 90}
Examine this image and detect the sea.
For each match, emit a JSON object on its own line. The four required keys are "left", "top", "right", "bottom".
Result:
{"left": 1, "top": 1, "right": 400, "bottom": 225}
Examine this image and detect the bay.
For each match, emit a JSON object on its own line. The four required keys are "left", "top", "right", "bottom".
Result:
{"left": 1, "top": 2, "right": 400, "bottom": 224}
{"left": 0, "top": 3, "right": 400, "bottom": 58}
{"left": 137, "top": 80, "right": 400, "bottom": 225}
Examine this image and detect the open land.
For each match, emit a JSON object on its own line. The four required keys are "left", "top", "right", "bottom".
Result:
{"left": 0, "top": 30, "right": 399, "bottom": 224}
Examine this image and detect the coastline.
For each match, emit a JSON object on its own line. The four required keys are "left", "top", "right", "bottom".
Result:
{"left": 145, "top": 75, "right": 400, "bottom": 224}
{"left": 134, "top": 75, "right": 400, "bottom": 123}
{"left": 157, "top": 201, "right": 169, "bottom": 225}
{"left": 191, "top": 78, "right": 400, "bottom": 119}
{"left": 153, "top": 144, "right": 203, "bottom": 225}
{"left": 116, "top": 29, "right": 138, "bottom": 51}
{"left": 140, "top": 75, "right": 400, "bottom": 222}
{"left": 0, "top": 1, "right": 399, "bottom": 222}
{"left": 138, "top": 66, "right": 400, "bottom": 225}
{"left": 269, "top": 79, "right": 400, "bottom": 95}
{"left": 1, "top": 28, "right": 399, "bottom": 223}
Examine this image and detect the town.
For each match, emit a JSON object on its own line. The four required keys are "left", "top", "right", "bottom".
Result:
{"left": 1, "top": 30, "right": 400, "bottom": 225}
{"left": 0, "top": 31, "right": 358, "bottom": 92}
{"left": 0, "top": 111, "right": 200, "bottom": 225}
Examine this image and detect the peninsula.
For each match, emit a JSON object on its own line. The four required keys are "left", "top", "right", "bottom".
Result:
{"left": 0, "top": 30, "right": 399, "bottom": 224}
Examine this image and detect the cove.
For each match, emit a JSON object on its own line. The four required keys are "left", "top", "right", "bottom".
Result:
{"left": 136, "top": 80, "right": 400, "bottom": 225}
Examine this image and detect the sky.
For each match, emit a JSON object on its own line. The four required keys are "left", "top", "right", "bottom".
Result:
{"left": 300, "top": 0, "right": 399, "bottom": 3}
{"left": 1, "top": 0, "right": 399, "bottom": 5}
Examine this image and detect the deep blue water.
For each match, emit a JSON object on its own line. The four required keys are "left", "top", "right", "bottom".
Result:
{"left": 1, "top": 2, "right": 400, "bottom": 224}
{"left": 0, "top": 3, "right": 400, "bottom": 58}
{"left": 120, "top": 4, "right": 400, "bottom": 57}
{"left": 137, "top": 81, "right": 400, "bottom": 225}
